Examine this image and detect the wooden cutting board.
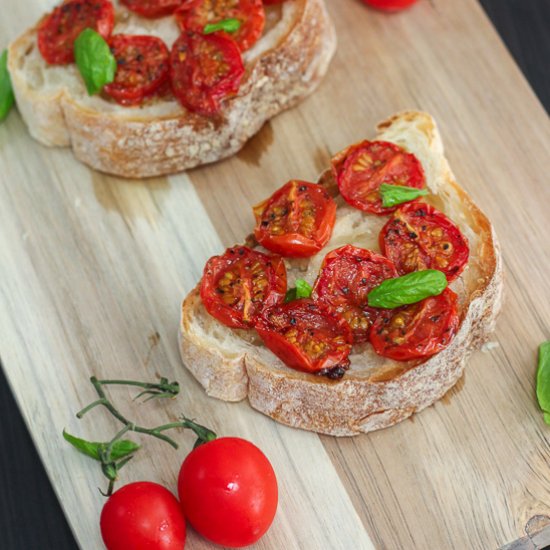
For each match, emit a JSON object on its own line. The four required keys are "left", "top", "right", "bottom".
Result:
{"left": 1, "top": 0, "right": 549, "bottom": 548}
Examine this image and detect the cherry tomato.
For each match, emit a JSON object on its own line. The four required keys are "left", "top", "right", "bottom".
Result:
{"left": 332, "top": 140, "right": 425, "bottom": 215}
{"left": 255, "top": 298, "right": 353, "bottom": 378}
{"left": 379, "top": 201, "right": 469, "bottom": 282}
{"left": 103, "top": 35, "right": 170, "bottom": 106}
{"left": 362, "top": 0, "right": 418, "bottom": 11}
{"left": 176, "top": 0, "right": 265, "bottom": 52}
{"left": 100, "top": 481, "right": 186, "bottom": 550}
{"left": 170, "top": 30, "right": 244, "bottom": 116}
{"left": 200, "top": 246, "right": 287, "bottom": 329}
{"left": 369, "top": 288, "right": 459, "bottom": 361}
{"left": 312, "top": 245, "right": 398, "bottom": 343}
{"left": 253, "top": 180, "right": 337, "bottom": 258}
{"left": 178, "top": 437, "right": 278, "bottom": 548}
{"left": 120, "top": 0, "right": 184, "bottom": 18}
{"left": 37, "top": 0, "right": 115, "bottom": 65}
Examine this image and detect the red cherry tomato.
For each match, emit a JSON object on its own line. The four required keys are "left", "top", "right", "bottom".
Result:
{"left": 200, "top": 246, "right": 287, "bottom": 329}
{"left": 170, "top": 30, "right": 245, "bottom": 116}
{"left": 120, "top": 0, "right": 184, "bottom": 18}
{"left": 253, "top": 180, "right": 337, "bottom": 258}
{"left": 369, "top": 288, "right": 459, "bottom": 361}
{"left": 312, "top": 245, "right": 398, "bottom": 343}
{"left": 379, "top": 202, "right": 469, "bottom": 282}
{"left": 178, "top": 437, "right": 278, "bottom": 548}
{"left": 37, "top": 0, "right": 115, "bottom": 65}
{"left": 176, "top": 0, "right": 265, "bottom": 52}
{"left": 332, "top": 140, "right": 425, "bottom": 215}
{"left": 104, "top": 35, "right": 170, "bottom": 106}
{"left": 362, "top": 0, "right": 418, "bottom": 12}
{"left": 255, "top": 298, "right": 353, "bottom": 378}
{"left": 100, "top": 481, "right": 186, "bottom": 550}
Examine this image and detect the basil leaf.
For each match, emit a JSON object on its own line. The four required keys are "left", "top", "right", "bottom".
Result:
{"left": 74, "top": 28, "right": 116, "bottom": 95}
{"left": 536, "top": 341, "right": 550, "bottom": 424}
{"left": 204, "top": 18, "right": 242, "bottom": 34}
{"left": 367, "top": 269, "right": 447, "bottom": 309}
{"left": 63, "top": 430, "right": 140, "bottom": 461}
{"left": 380, "top": 183, "right": 428, "bottom": 208}
{"left": 0, "top": 49, "right": 15, "bottom": 122}
{"left": 285, "top": 279, "right": 312, "bottom": 302}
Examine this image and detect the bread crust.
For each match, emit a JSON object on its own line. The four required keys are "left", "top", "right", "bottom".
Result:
{"left": 8, "top": 0, "right": 336, "bottom": 178}
{"left": 179, "top": 111, "right": 503, "bottom": 436}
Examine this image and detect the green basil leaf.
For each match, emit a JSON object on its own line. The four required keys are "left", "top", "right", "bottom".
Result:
{"left": 380, "top": 183, "right": 428, "bottom": 208}
{"left": 367, "top": 269, "right": 447, "bottom": 309}
{"left": 285, "top": 279, "right": 312, "bottom": 302}
{"left": 536, "top": 341, "right": 550, "bottom": 424}
{"left": 204, "top": 18, "right": 242, "bottom": 34}
{"left": 63, "top": 430, "right": 103, "bottom": 461}
{"left": 0, "top": 49, "right": 15, "bottom": 122}
{"left": 74, "top": 28, "right": 116, "bottom": 96}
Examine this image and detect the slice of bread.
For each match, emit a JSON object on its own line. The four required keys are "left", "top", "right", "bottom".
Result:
{"left": 7, "top": 0, "right": 336, "bottom": 178}
{"left": 179, "top": 111, "right": 503, "bottom": 436}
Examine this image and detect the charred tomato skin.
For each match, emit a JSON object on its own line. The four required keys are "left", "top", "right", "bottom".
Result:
{"left": 200, "top": 246, "right": 287, "bottom": 329}
{"left": 255, "top": 298, "right": 353, "bottom": 378}
{"left": 253, "top": 180, "right": 337, "bottom": 258}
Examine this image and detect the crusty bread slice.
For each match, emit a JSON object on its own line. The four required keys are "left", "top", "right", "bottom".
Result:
{"left": 7, "top": 0, "right": 336, "bottom": 178}
{"left": 179, "top": 111, "right": 503, "bottom": 436}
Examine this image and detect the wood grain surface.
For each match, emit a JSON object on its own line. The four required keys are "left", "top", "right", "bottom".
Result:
{"left": 1, "top": 0, "right": 550, "bottom": 549}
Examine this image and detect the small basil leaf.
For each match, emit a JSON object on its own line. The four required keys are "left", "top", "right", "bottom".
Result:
{"left": 63, "top": 430, "right": 102, "bottom": 461}
{"left": 536, "top": 341, "right": 550, "bottom": 424}
{"left": 204, "top": 18, "right": 242, "bottom": 34}
{"left": 367, "top": 269, "right": 447, "bottom": 309}
{"left": 285, "top": 279, "right": 312, "bottom": 302}
{"left": 380, "top": 183, "right": 428, "bottom": 208}
{"left": 110, "top": 439, "right": 141, "bottom": 460}
{"left": 0, "top": 49, "right": 15, "bottom": 122}
{"left": 74, "top": 28, "right": 116, "bottom": 96}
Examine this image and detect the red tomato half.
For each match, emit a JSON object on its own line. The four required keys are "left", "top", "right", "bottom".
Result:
{"left": 178, "top": 437, "right": 278, "bottom": 548}
{"left": 362, "top": 0, "right": 418, "bottom": 12}
{"left": 200, "top": 246, "right": 287, "bottom": 329}
{"left": 332, "top": 140, "right": 425, "bottom": 215}
{"left": 369, "top": 288, "right": 459, "bottom": 361}
{"left": 379, "top": 202, "right": 469, "bottom": 281}
{"left": 100, "top": 482, "right": 186, "bottom": 550}
{"left": 255, "top": 298, "right": 353, "bottom": 378}
{"left": 37, "top": 0, "right": 115, "bottom": 65}
{"left": 120, "top": 0, "right": 183, "bottom": 18}
{"left": 312, "top": 245, "right": 397, "bottom": 343}
{"left": 253, "top": 180, "right": 337, "bottom": 258}
{"left": 176, "top": 0, "right": 265, "bottom": 52}
{"left": 104, "top": 35, "right": 170, "bottom": 106}
{"left": 170, "top": 30, "right": 244, "bottom": 116}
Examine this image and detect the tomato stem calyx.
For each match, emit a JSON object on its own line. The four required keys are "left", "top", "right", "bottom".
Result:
{"left": 66, "top": 376, "right": 216, "bottom": 496}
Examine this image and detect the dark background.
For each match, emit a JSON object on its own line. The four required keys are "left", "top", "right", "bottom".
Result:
{"left": 1, "top": 1, "right": 549, "bottom": 548}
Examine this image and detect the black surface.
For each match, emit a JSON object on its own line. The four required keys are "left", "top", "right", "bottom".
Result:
{"left": 1, "top": 2, "right": 549, "bottom": 549}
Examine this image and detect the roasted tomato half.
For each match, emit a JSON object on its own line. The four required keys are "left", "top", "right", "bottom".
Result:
{"left": 379, "top": 202, "right": 469, "bottom": 281}
{"left": 37, "top": 0, "right": 115, "bottom": 65}
{"left": 200, "top": 246, "right": 286, "bottom": 329}
{"left": 104, "top": 35, "right": 170, "bottom": 106}
{"left": 312, "top": 245, "right": 398, "bottom": 343}
{"left": 255, "top": 299, "right": 353, "bottom": 379}
{"left": 176, "top": 0, "right": 265, "bottom": 52}
{"left": 332, "top": 140, "right": 425, "bottom": 215}
{"left": 253, "top": 180, "right": 337, "bottom": 258}
{"left": 369, "top": 288, "right": 459, "bottom": 361}
{"left": 120, "top": 0, "right": 184, "bottom": 17}
{"left": 170, "top": 30, "right": 244, "bottom": 116}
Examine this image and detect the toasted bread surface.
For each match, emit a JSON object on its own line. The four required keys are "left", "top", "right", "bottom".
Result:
{"left": 179, "top": 111, "right": 503, "bottom": 436}
{"left": 8, "top": 0, "right": 336, "bottom": 178}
